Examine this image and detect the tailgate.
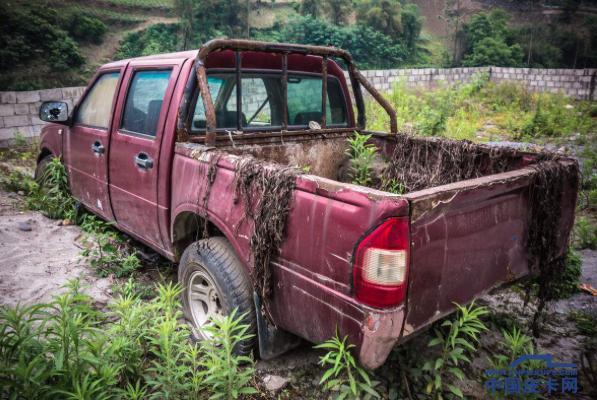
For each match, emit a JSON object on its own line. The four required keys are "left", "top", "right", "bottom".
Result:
{"left": 401, "top": 166, "right": 576, "bottom": 336}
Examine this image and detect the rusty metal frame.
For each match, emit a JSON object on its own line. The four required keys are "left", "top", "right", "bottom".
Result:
{"left": 183, "top": 39, "right": 397, "bottom": 146}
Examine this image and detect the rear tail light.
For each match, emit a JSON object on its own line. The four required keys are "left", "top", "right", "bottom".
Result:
{"left": 353, "top": 217, "right": 409, "bottom": 308}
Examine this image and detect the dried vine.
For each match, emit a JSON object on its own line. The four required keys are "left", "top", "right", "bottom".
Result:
{"left": 234, "top": 157, "right": 300, "bottom": 322}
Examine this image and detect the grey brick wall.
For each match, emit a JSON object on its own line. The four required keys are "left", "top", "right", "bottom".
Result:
{"left": 0, "top": 87, "right": 85, "bottom": 143}
{"left": 1, "top": 67, "right": 594, "bottom": 144}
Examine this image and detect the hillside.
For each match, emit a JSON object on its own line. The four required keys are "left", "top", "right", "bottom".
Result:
{"left": 1, "top": 0, "right": 595, "bottom": 90}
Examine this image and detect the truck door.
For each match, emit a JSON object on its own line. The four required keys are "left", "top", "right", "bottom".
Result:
{"left": 64, "top": 69, "right": 123, "bottom": 220}
{"left": 108, "top": 60, "right": 181, "bottom": 249}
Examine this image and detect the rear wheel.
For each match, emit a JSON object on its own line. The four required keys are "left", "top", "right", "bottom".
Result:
{"left": 179, "top": 237, "right": 256, "bottom": 354}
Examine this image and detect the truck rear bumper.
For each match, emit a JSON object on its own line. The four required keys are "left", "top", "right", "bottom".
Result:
{"left": 358, "top": 308, "right": 405, "bottom": 369}
{"left": 269, "top": 260, "right": 405, "bottom": 370}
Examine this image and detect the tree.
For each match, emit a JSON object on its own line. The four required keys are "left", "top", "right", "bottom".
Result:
{"left": 301, "top": 0, "right": 323, "bottom": 18}
{"left": 173, "top": 0, "right": 196, "bottom": 49}
{"left": 325, "top": 0, "right": 352, "bottom": 25}
{"left": 401, "top": 3, "right": 423, "bottom": 54}
{"left": 460, "top": 10, "right": 523, "bottom": 67}
{"left": 356, "top": 0, "right": 402, "bottom": 39}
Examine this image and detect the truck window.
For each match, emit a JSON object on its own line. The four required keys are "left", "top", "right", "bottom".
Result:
{"left": 121, "top": 70, "right": 172, "bottom": 137}
{"left": 74, "top": 72, "right": 120, "bottom": 129}
{"left": 191, "top": 73, "right": 347, "bottom": 133}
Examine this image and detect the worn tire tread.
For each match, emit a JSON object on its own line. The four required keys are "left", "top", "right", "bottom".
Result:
{"left": 179, "top": 237, "right": 256, "bottom": 355}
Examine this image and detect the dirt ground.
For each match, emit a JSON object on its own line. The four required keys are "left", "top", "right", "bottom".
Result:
{"left": 0, "top": 185, "right": 595, "bottom": 398}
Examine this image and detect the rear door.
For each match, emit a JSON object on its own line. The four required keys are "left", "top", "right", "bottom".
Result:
{"left": 64, "top": 70, "right": 123, "bottom": 219}
{"left": 108, "top": 59, "right": 182, "bottom": 249}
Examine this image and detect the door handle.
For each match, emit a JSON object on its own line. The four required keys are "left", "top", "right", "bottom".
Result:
{"left": 91, "top": 141, "right": 104, "bottom": 155}
{"left": 134, "top": 152, "right": 154, "bottom": 169}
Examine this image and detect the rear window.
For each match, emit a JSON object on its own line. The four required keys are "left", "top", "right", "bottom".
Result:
{"left": 191, "top": 72, "right": 347, "bottom": 133}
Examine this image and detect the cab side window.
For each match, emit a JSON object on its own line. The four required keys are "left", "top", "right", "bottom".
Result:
{"left": 121, "top": 70, "right": 172, "bottom": 137}
{"left": 75, "top": 72, "right": 120, "bottom": 128}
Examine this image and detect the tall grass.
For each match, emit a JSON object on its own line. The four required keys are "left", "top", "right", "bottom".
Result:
{"left": 367, "top": 77, "right": 596, "bottom": 141}
{"left": 0, "top": 280, "right": 256, "bottom": 399}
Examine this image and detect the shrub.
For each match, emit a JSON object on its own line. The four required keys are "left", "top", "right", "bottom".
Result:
{"left": 67, "top": 15, "right": 107, "bottom": 44}
{"left": 574, "top": 216, "right": 597, "bottom": 250}
{"left": 315, "top": 333, "right": 379, "bottom": 399}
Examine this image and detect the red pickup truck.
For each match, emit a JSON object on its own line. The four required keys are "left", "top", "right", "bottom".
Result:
{"left": 36, "top": 39, "right": 577, "bottom": 369}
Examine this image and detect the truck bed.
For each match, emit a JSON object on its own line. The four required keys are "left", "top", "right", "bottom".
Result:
{"left": 173, "top": 131, "right": 577, "bottom": 367}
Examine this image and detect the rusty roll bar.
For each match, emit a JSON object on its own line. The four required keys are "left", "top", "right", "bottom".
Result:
{"left": 189, "top": 39, "right": 397, "bottom": 146}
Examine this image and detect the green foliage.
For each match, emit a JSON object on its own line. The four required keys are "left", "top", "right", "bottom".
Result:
{"left": 346, "top": 133, "right": 377, "bottom": 187}
{"left": 80, "top": 215, "right": 142, "bottom": 278}
{"left": 315, "top": 333, "right": 379, "bottom": 400}
{"left": 357, "top": 0, "right": 402, "bottom": 39}
{"left": 32, "top": 157, "right": 77, "bottom": 220}
{"left": 66, "top": 15, "right": 107, "bottom": 45}
{"left": 548, "top": 249, "right": 582, "bottom": 300}
{"left": 381, "top": 177, "right": 406, "bottom": 194}
{"left": 489, "top": 326, "right": 535, "bottom": 371}
{"left": 460, "top": 10, "right": 523, "bottom": 67}
{"left": 115, "top": 23, "right": 182, "bottom": 60}
{"left": 300, "top": 0, "right": 324, "bottom": 18}
{"left": 0, "top": 0, "right": 84, "bottom": 85}
{"left": 422, "top": 302, "right": 488, "bottom": 399}
{"left": 0, "top": 280, "right": 214, "bottom": 399}
{"left": 367, "top": 79, "right": 596, "bottom": 141}
{"left": 199, "top": 309, "right": 257, "bottom": 400}
{"left": 574, "top": 216, "right": 597, "bottom": 250}
{"left": 255, "top": 16, "right": 410, "bottom": 69}
{"left": 569, "top": 309, "right": 597, "bottom": 337}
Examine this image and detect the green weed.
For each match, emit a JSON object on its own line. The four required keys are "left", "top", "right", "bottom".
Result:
{"left": 346, "top": 133, "right": 378, "bottom": 187}
{"left": 315, "top": 332, "right": 379, "bottom": 399}
{"left": 421, "top": 302, "right": 489, "bottom": 399}
{"left": 0, "top": 279, "right": 225, "bottom": 399}
{"left": 199, "top": 308, "right": 257, "bottom": 400}
{"left": 574, "top": 216, "right": 597, "bottom": 249}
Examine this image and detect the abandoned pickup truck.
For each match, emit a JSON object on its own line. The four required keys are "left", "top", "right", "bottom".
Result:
{"left": 36, "top": 39, "right": 578, "bottom": 369}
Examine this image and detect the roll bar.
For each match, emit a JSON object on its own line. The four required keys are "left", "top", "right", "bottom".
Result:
{"left": 177, "top": 39, "right": 397, "bottom": 146}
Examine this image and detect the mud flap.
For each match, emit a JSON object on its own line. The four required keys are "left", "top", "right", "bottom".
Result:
{"left": 254, "top": 292, "right": 301, "bottom": 360}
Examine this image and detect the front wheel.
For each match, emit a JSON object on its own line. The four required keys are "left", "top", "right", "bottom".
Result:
{"left": 179, "top": 237, "right": 256, "bottom": 355}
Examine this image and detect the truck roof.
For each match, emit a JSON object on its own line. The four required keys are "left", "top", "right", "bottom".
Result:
{"left": 100, "top": 48, "right": 346, "bottom": 80}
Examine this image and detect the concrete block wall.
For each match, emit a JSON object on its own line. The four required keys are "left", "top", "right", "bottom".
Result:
{"left": 352, "top": 67, "right": 596, "bottom": 101}
{"left": 1, "top": 67, "right": 594, "bottom": 144}
{"left": 0, "top": 87, "right": 85, "bottom": 142}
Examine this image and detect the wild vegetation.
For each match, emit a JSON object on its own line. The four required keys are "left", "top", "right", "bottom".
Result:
{"left": 367, "top": 75, "right": 597, "bottom": 142}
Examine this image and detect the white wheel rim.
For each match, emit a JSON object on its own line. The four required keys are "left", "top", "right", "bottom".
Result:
{"left": 187, "top": 269, "right": 223, "bottom": 338}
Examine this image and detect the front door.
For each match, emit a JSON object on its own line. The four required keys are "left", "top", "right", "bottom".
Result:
{"left": 108, "top": 61, "right": 180, "bottom": 249}
{"left": 64, "top": 70, "right": 122, "bottom": 220}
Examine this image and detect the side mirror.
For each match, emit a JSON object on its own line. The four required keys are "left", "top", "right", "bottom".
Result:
{"left": 39, "top": 101, "right": 69, "bottom": 123}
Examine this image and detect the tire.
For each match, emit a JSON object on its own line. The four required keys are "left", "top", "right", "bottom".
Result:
{"left": 34, "top": 155, "right": 53, "bottom": 186}
{"left": 179, "top": 237, "right": 256, "bottom": 355}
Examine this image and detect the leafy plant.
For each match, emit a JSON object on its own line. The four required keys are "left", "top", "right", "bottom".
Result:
{"left": 315, "top": 332, "right": 379, "bottom": 400}
{"left": 33, "top": 157, "right": 77, "bottom": 220}
{"left": 0, "top": 280, "right": 210, "bottom": 399}
{"left": 199, "top": 308, "right": 257, "bottom": 400}
{"left": 346, "top": 133, "right": 377, "bottom": 187}
{"left": 422, "top": 302, "right": 489, "bottom": 399}
{"left": 381, "top": 177, "right": 406, "bottom": 194}
{"left": 574, "top": 216, "right": 597, "bottom": 250}
{"left": 489, "top": 326, "right": 535, "bottom": 370}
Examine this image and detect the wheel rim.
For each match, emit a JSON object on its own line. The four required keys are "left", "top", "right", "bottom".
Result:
{"left": 187, "top": 268, "right": 224, "bottom": 338}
